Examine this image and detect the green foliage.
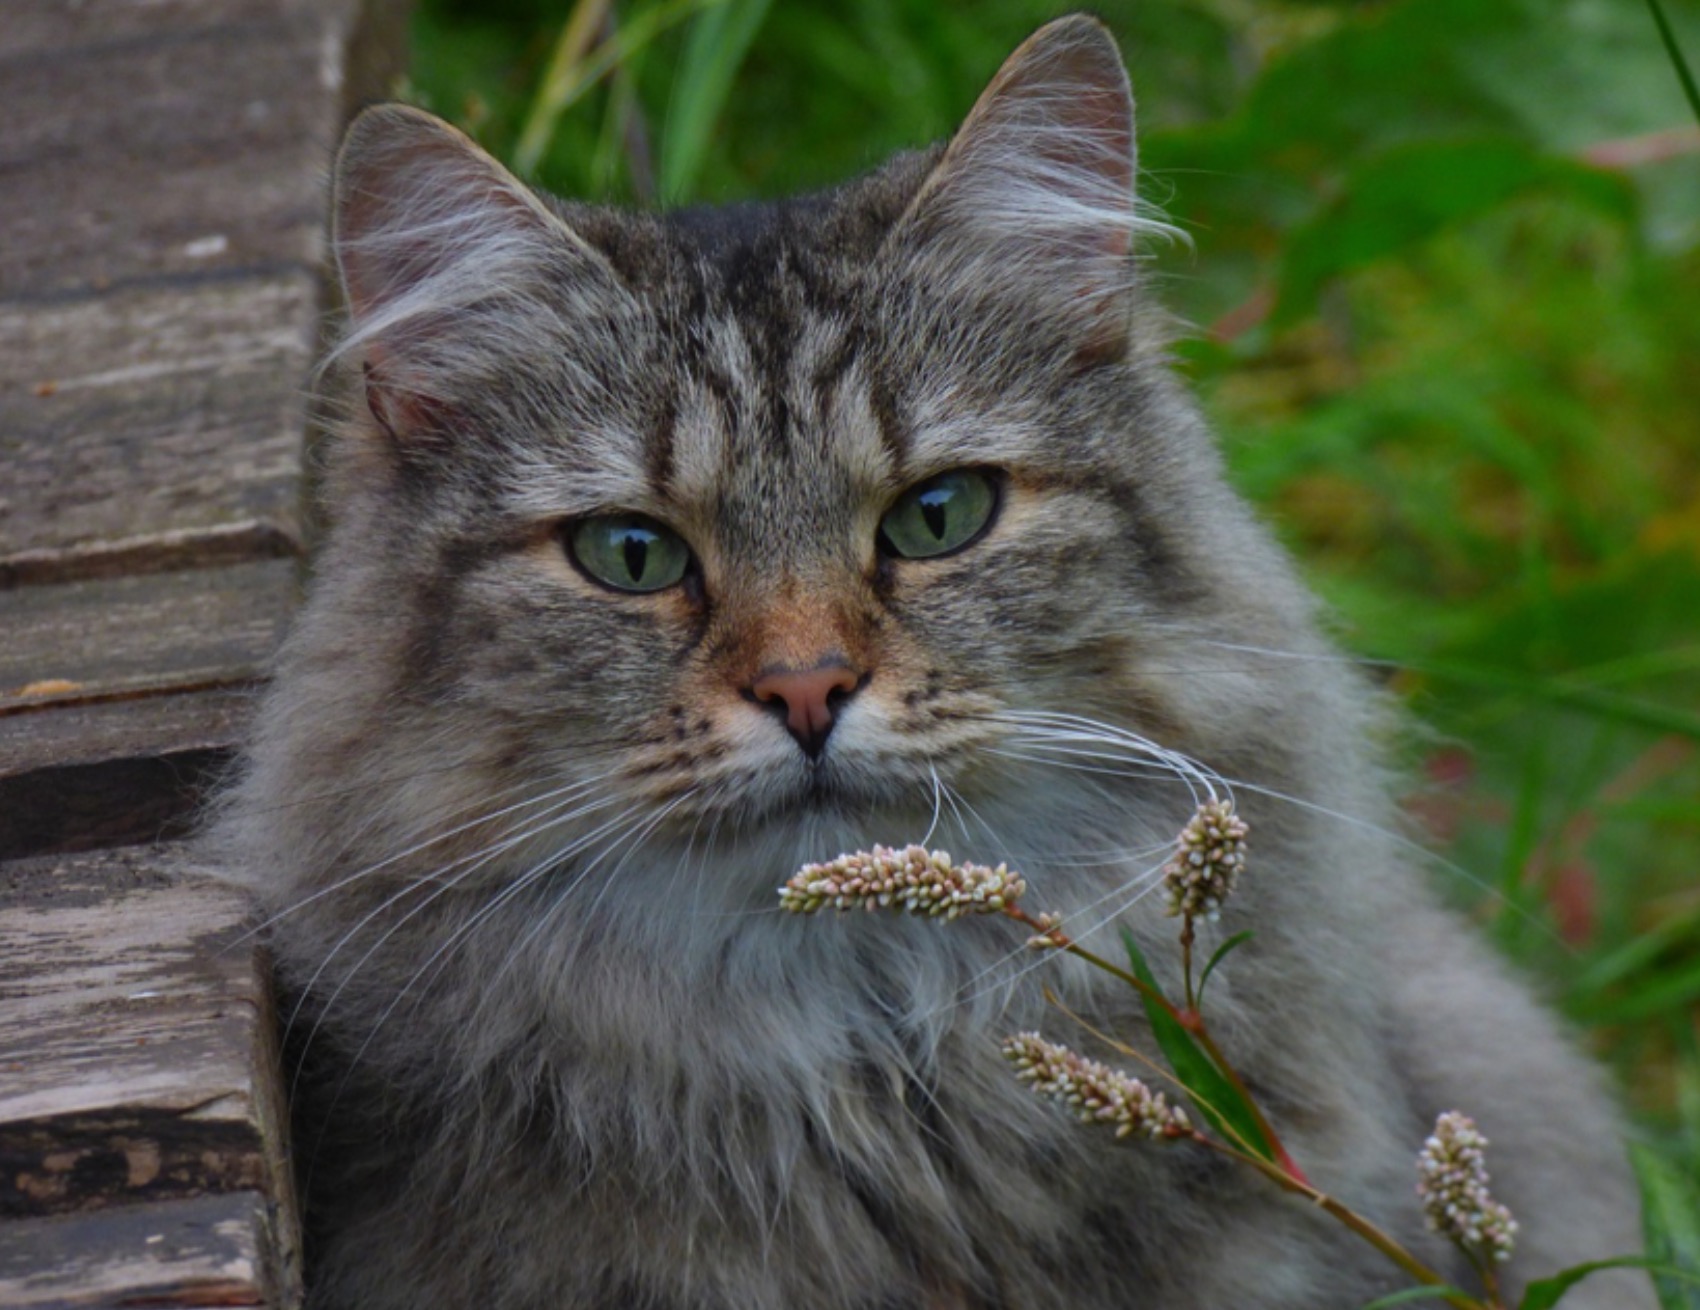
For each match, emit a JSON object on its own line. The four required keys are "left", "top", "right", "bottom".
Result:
{"left": 1518, "top": 1258, "right": 1700, "bottom": 1310}
{"left": 408, "top": 0, "right": 1700, "bottom": 1188}
{"left": 659, "top": 0, "right": 775, "bottom": 200}
{"left": 1359, "top": 1289, "right": 1474, "bottom": 1310}
{"left": 1635, "top": 1142, "right": 1700, "bottom": 1308}
{"left": 1196, "top": 929, "right": 1255, "bottom": 1006}
{"left": 1119, "top": 929, "right": 1278, "bottom": 1163}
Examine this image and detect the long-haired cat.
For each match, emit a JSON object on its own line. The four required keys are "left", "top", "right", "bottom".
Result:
{"left": 211, "top": 16, "right": 1649, "bottom": 1308}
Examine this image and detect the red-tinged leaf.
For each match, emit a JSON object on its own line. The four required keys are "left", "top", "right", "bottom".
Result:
{"left": 1120, "top": 928, "right": 1278, "bottom": 1164}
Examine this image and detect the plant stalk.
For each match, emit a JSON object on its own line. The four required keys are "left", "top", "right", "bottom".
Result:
{"left": 1200, "top": 1135, "right": 1486, "bottom": 1310}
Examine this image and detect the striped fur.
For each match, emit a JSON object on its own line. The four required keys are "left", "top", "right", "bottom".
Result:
{"left": 208, "top": 17, "right": 1648, "bottom": 1310}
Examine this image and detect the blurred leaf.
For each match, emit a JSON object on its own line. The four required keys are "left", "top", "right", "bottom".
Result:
{"left": 1568, "top": 903, "right": 1700, "bottom": 999}
{"left": 1275, "top": 139, "right": 1637, "bottom": 324}
{"left": 1519, "top": 1256, "right": 1699, "bottom": 1310}
{"left": 516, "top": 0, "right": 718, "bottom": 178}
{"left": 1576, "top": 954, "right": 1700, "bottom": 1026}
{"left": 661, "top": 0, "right": 776, "bottom": 201}
{"left": 1358, "top": 1288, "right": 1472, "bottom": 1310}
{"left": 1639, "top": 0, "right": 1700, "bottom": 128}
{"left": 1634, "top": 1143, "right": 1700, "bottom": 1310}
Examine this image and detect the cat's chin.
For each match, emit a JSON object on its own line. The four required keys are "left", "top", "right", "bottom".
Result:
{"left": 717, "top": 752, "right": 944, "bottom": 829}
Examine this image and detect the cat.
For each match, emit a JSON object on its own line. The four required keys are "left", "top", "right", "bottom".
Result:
{"left": 209, "top": 15, "right": 1651, "bottom": 1309}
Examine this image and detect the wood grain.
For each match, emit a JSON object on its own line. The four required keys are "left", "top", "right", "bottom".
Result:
{"left": 0, "top": 561, "right": 291, "bottom": 859}
{"left": 0, "top": 560, "right": 295, "bottom": 707}
{"left": 0, "top": 0, "right": 411, "bottom": 1298}
{"left": 0, "top": 1191, "right": 283, "bottom": 1308}
{"left": 0, "top": 846, "right": 296, "bottom": 1282}
{"left": 0, "top": 275, "right": 319, "bottom": 562}
{"left": 0, "top": 0, "right": 409, "bottom": 299}
{"left": 0, "top": 689, "right": 251, "bottom": 860}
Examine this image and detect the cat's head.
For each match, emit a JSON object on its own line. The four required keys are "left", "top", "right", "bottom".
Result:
{"left": 236, "top": 17, "right": 1320, "bottom": 922}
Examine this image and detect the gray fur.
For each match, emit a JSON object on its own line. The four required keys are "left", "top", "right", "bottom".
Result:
{"left": 208, "top": 17, "right": 1649, "bottom": 1309}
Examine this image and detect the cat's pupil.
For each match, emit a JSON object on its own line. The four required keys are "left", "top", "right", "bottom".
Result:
{"left": 622, "top": 532, "right": 649, "bottom": 583}
{"left": 920, "top": 492, "right": 949, "bottom": 541}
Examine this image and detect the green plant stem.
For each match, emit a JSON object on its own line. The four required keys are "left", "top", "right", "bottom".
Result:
{"left": 1478, "top": 1263, "right": 1503, "bottom": 1309}
{"left": 1645, "top": 0, "right": 1700, "bottom": 127}
{"left": 1010, "top": 908, "right": 1304, "bottom": 1182}
{"left": 516, "top": 0, "right": 611, "bottom": 176}
{"left": 516, "top": 0, "right": 720, "bottom": 178}
{"left": 1198, "top": 1134, "right": 1490, "bottom": 1310}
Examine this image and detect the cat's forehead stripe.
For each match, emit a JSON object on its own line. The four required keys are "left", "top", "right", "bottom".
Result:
{"left": 654, "top": 273, "right": 902, "bottom": 508}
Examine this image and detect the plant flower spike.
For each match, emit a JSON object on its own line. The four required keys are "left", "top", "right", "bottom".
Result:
{"left": 1162, "top": 798, "right": 1249, "bottom": 922}
{"left": 778, "top": 844, "right": 1026, "bottom": 919}
{"left": 1417, "top": 1111, "right": 1518, "bottom": 1265}
{"left": 1003, "top": 1032, "right": 1192, "bottom": 1140}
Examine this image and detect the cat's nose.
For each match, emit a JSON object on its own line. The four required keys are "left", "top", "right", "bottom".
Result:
{"left": 748, "top": 661, "right": 865, "bottom": 759}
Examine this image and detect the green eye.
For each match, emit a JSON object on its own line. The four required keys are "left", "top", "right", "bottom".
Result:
{"left": 878, "top": 469, "right": 1000, "bottom": 560}
{"left": 567, "top": 514, "right": 691, "bottom": 593}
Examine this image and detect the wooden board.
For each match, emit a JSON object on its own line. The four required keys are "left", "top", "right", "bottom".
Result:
{"left": 0, "top": 560, "right": 295, "bottom": 705}
{"left": 0, "top": 845, "right": 297, "bottom": 1300}
{"left": 0, "top": 0, "right": 413, "bottom": 1300}
{"left": 0, "top": 1192, "right": 283, "bottom": 1309}
{"left": 0, "top": 561, "right": 291, "bottom": 860}
{"left": 0, "top": 690, "right": 253, "bottom": 861}
{"left": 0, "top": 0, "right": 410, "bottom": 299}
{"left": 0, "top": 275, "right": 319, "bottom": 563}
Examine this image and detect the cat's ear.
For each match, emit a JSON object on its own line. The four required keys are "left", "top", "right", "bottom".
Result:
{"left": 331, "top": 105, "right": 616, "bottom": 438}
{"left": 891, "top": 16, "right": 1146, "bottom": 362}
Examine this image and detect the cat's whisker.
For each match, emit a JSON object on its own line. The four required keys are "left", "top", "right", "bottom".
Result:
{"left": 1201, "top": 638, "right": 1403, "bottom": 671}
{"left": 378, "top": 804, "right": 654, "bottom": 1039}
{"left": 284, "top": 787, "right": 626, "bottom": 1070}
{"left": 995, "top": 740, "right": 1205, "bottom": 794}
{"left": 999, "top": 718, "right": 1560, "bottom": 941}
{"left": 920, "top": 765, "right": 945, "bottom": 848}
{"left": 236, "top": 772, "right": 615, "bottom": 946}
{"left": 961, "top": 857, "right": 1174, "bottom": 1018}
{"left": 985, "top": 745, "right": 1189, "bottom": 789}
{"left": 931, "top": 832, "right": 1173, "bottom": 1020}
{"left": 315, "top": 794, "right": 690, "bottom": 1142}
{"left": 995, "top": 710, "right": 1231, "bottom": 803}
{"left": 224, "top": 760, "right": 533, "bottom": 823}
{"left": 994, "top": 716, "right": 1222, "bottom": 799}
{"left": 499, "top": 788, "right": 703, "bottom": 991}
{"left": 297, "top": 794, "right": 672, "bottom": 1180}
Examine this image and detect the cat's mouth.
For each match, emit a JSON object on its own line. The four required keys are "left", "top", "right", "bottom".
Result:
{"left": 661, "top": 745, "right": 942, "bottom": 829}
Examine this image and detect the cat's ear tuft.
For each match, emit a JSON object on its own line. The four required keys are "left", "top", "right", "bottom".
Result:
{"left": 892, "top": 16, "right": 1150, "bottom": 361}
{"left": 330, "top": 105, "right": 613, "bottom": 437}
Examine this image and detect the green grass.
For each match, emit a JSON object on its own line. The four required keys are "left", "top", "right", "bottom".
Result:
{"left": 403, "top": 0, "right": 1700, "bottom": 1279}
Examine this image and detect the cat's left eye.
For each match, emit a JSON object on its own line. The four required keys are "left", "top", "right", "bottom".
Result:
{"left": 566, "top": 514, "right": 691, "bottom": 593}
{"left": 878, "top": 469, "right": 1000, "bottom": 561}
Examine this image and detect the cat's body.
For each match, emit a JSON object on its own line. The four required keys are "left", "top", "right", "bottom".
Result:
{"left": 212, "top": 18, "right": 1649, "bottom": 1308}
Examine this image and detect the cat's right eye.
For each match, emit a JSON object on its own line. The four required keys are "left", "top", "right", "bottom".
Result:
{"left": 565, "top": 514, "right": 692, "bottom": 594}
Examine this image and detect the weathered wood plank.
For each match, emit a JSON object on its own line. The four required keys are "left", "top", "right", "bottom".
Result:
{"left": 0, "top": 275, "right": 318, "bottom": 562}
{"left": 0, "top": 847, "right": 295, "bottom": 1270}
{"left": 0, "top": 690, "right": 251, "bottom": 860}
{"left": 0, "top": 1191, "right": 284, "bottom": 1309}
{"left": 5, "top": 0, "right": 362, "bottom": 58}
{"left": 0, "top": 0, "right": 409, "bottom": 299}
{"left": 0, "top": 558, "right": 288, "bottom": 860}
{"left": 0, "top": 560, "right": 295, "bottom": 706}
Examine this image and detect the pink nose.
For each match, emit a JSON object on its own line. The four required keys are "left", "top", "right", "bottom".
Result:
{"left": 749, "top": 662, "right": 864, "bottom": 759}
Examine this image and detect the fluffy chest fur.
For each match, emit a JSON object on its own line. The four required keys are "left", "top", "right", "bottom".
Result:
{"left": 211, "top": 17, "right": 1649, "bottom": 1309}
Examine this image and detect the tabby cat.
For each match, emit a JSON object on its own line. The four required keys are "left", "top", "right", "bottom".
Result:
{"left": 212, "top": 16, "right": 1649, "bottom": 1308}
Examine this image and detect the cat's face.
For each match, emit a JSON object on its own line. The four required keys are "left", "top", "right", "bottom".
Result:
{"left": 262, "top": 19, "right": 1297, "bottom": 912}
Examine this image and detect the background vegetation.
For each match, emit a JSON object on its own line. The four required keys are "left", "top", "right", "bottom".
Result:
{"left": 403, "top": 0, "right": 1700, "bottom": 1280}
